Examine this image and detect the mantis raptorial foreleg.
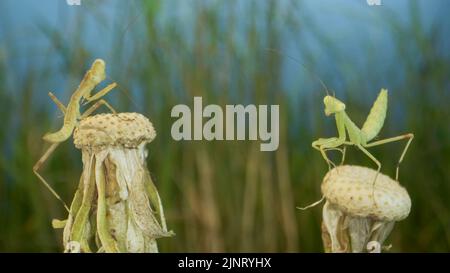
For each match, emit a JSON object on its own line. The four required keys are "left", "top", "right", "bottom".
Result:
{"left": 312, "top": 137, "right": 345, "bottom": 170}
{"left": 365, "top": 133, "right": 414, "bottom": 181}
{"left": 83, "top": 83, "right": 117, "bottom": 103}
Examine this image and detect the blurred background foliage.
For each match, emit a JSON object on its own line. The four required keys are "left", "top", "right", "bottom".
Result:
{"left": 0, "top": 0, "right": 449, "bottom": 252}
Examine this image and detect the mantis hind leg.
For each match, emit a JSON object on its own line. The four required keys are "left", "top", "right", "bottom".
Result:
{"left": 356, "top": 144, "right": 381, "bottom": 207}
{"left": 365, "top": 133, "right": 414, "bottom": 181}
{"left": 48, "top": 92, "right": 66, "bottom": 115}
{"left": 33, "top": 143, "right": 70, "bottom": 212}
{"left": 396, "top": 134, "right": 414, "bottom": 180}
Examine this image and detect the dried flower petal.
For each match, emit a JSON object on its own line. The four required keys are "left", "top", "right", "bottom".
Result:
{"left": 57, "top": 112, "right": 173, "bottom": 253}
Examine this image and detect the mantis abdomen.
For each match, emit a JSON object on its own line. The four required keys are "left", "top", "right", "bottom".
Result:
{"left": 43, "top": 103, "right": 79, "bottom": 143}
{"left": 43, "top": 124, "right": 75, "bottom": 143}
{"left": 361, "top": 89, "right": 388, "bottom": 142}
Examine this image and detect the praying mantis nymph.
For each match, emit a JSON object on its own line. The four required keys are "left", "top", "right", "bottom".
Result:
{"left": 313, "top": 89, "right": 414, "bottom": 182}
{"left": 33, "top": 59, "right": 117, "bottom": 211}
{"left": 310, "top": 89, "right": 414, "bottom": 207}
{"left": 266, "top": 48, "right": 414, "bottom": 185}
{"left": 265, "top": 49, "right": 414, "bottom": 207}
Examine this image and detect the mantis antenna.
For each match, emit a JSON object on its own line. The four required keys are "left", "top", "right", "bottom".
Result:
{"left": 105, "top": 75, "right": 143, "bottom": 112}
{"left": 90, "top": 1, "right": 150, "bottom": 113}
{"left": 116, "top": 0, "right": 146, "bottom": 45}
{"left": 265, "top": 48, "right": 330, "bottom": 96}
{"left": 266, "top": 48, "right": 347, "bottom": 210}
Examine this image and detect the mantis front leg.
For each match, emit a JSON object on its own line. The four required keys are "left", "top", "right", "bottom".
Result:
{"left": 312, "top": 137, "right": 345, "bottom": 170}
{"left": 312, "top": 111, "right": 347, "bottom": 169}
{"left": 83, "top": 83, "right": 117, "bottom": 103}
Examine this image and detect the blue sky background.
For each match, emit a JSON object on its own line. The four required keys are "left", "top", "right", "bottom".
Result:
{"left": 0, "top": 0, "right": 449, "bottom": 102}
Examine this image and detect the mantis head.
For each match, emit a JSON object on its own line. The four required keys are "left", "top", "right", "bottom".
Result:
{"left": 323, "top": 95, "right": 346, "bottom": 116}
{"left": 89, "top": 59, "right": 106, "bottom": 84}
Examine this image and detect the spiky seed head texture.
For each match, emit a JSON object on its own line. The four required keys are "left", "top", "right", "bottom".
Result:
{"left": 321, "top": 165, "right": 410, "bottom": 222}
{"left": 74, "top": 113, "right": 156, "bottom": 148}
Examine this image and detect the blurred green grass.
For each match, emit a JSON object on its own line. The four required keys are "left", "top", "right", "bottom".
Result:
{"left": 0, "top": 0, "right": 449, "bottom": 252}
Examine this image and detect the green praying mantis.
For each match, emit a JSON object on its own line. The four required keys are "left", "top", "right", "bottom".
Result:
{"left": 265, "top": 49, "right": 414, "bottom": 209}
{"left": 312, "top": 88, "right": 414, "bottom": 185}
{"left": 33, "top": 59, "right": 118, "bottom": 212}
{"left": 34, "top": 59, "right": 172, "bottom": 252}
{"left": 307, "top": 88, "right": 414, "bottom": 209}
{"left": 265, "top": 49, "right": 414, "bottom": 185}
{"left": 296, "top": 88, "right": 414, "bottom": 211}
